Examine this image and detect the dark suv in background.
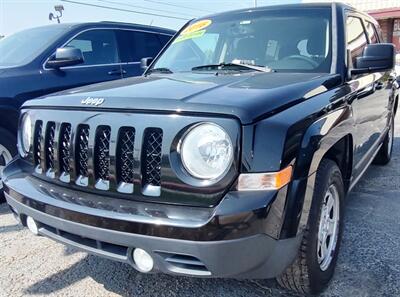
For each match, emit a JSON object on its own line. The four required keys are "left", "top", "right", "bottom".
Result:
{"left": 0, "top": 22, "right": 175, "bottom": 197}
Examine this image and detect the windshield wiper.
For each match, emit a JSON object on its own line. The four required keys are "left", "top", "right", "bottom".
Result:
{"left": 147, "top": 67, "right": 173, "bottom": 74}
{"left": 192, "top": 62, "right": 272, "bottom": 73}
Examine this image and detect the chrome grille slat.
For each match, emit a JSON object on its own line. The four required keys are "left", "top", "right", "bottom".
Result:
{"left": 116, "top": 127, "right": 135, "bottom": 194}
{"left": 117, "top": 128, "right": 135, "bottom": 183}
{"left": 33, "top": 121, "right": 43, "bottom": 172}
{"left": 75, "top": 125, "right": 90, "bottom": 186}
{"left": 94, "top": 126, "right": 111, "bottom": 190}
{"left": 44, "top": 122, "right": 56, "bottom": 177}
{"left": 142, "top": 128, "right": 163, "bottom": 196}
{"left": 59, "top": 123, "right": 72, "bottom": 182}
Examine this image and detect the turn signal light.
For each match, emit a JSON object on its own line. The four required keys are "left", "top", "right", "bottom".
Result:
{"left": 237, "top": 166, "right": 293, "bottom": 191}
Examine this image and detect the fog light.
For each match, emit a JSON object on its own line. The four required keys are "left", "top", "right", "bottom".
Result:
{"left": 133, "top": 248, "right": 154, "bottom": 272}
{"left": 26, "top": 216, "right": 39, "bottom": 236}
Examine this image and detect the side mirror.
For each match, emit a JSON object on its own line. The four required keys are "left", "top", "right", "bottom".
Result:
{"left": 351, "top": 43, "right": 395, "bottom": 75}
{"left": 140, "top": 57, "right": 153, "bottom": 71}
{"left": 46, "top": 47, "right": 84, "bottom": 69}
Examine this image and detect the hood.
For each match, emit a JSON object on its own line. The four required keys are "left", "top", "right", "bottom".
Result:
{"left": 23, "top": 72, "right": 342, "bottom": 124}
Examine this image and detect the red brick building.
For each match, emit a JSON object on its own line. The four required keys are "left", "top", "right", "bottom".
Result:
{"left": 367, "top": 8, "right": 400, "bottom": 52}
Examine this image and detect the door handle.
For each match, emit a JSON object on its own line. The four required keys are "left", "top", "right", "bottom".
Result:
{"left": 108, "top": 69, "right": 127, "bottom": 76}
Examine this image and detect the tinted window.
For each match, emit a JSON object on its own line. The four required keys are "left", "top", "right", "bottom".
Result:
{"left": 0, "top": 26, "right": 67, "bottom": 67}
{"left": 347, "top": 17, "right": 368, "bottom": 67}
{"left": 66, "top": 30, "right": 119, "bottom": 65}
{"left": 117, "top": 30, "right": 163, "bottom": 62}
{"left": 158, "top": 34, "right": 173, "bottom": 46}
{"left": 153, "top": 8, "right": 332, "bottom": 73}
{"left": 365, "top": 21, "right": 379, "bottom": 44}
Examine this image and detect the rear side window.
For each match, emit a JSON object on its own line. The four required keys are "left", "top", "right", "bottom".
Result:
{"left": 365, "top": 21, "right": 379, "bottom": 44}
{"left": 116, "top": 30, "right": 164, "bottom": 62}
{"left": 66, "top": 30, "right": 119, "bottom": 65}
{"left": 347, "top": 16, "right": 368, "bottom": 67}
{"left": 158, "top": 34, "right": 173, "bottom": 46}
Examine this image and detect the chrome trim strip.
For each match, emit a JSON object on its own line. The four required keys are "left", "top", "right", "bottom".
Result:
{"left": 330, "top": 2, "right": 338, "bottom": 74}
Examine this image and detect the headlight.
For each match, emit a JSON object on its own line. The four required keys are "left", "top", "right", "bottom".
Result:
{"left": 20, "top": 114, "right": 32, "bottom": 154}
{"left": 180, "top": 123, "right": 233, "bottom": 180}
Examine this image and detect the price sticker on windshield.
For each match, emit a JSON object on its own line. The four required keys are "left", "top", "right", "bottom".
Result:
{"left": 173, "top": 19, "right": 212, "bottom": 43}
{"left": 181, "top": 19, "right": 212, "bottom": 35}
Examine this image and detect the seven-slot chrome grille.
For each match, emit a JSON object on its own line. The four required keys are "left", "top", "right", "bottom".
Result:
{"left": 32, "top": 119, "right": 164, "bottom": 197}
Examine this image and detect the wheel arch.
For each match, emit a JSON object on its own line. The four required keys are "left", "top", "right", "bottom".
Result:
{"left": 280, "top": 107, "right": 355, "bottom": 238}
{"left": 0, "top": 105, "right": 19, "bottom": 136}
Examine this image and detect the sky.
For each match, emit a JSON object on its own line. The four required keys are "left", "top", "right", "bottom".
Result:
{"left": 0, "top": 0, "right": 302, "bottom": 36}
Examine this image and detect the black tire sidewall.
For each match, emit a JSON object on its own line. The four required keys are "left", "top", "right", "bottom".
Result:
{"left": 306, "top": 160, "right": 345, "bottom": 294}
{"left": 0, "top": 127, "right": 17, "bottom": 199}
{"left": 386, "top": 119, "right": 395, "bottom": 160}
{"left": 374, "top": 119, "right": 395, "bottom": 165}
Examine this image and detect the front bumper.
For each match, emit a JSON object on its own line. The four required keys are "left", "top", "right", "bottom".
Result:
{"left": 4, "top": 158, "right": 302, "bottom": 279}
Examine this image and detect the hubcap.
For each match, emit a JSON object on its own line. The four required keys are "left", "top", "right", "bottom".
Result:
{"left": 0, "top": 144, "right": 13, "bottom": 190}
{"left": 317, "top": 184, "right": 340, "bottom": 271}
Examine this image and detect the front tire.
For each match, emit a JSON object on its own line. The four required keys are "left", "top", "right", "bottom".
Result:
{"left": 0, "top": 128, "right": 17, "bottom": 202}
{"left": 373, "top": 119, "right": 394, "bottom": 165}
{"left": 277, "top": 159, "right": 345, "bottom": 295}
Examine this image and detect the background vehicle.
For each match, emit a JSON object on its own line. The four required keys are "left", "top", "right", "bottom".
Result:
{"left": 0, "top": 22, "right": 175, "bottom": 199}
{"left": 3, "top": 3, "right": 398, "bottom": 295}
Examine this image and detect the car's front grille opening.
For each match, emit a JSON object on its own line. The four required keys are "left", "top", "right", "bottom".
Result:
{"left": 33, "top": 120, "right": 43, "bottom": 173}
{"left": 44, "top": 122, "right": 56, "bottom": 178}
{"left": 94, "top": 126, "right": 111, "bottom": 190}
{"left": 141, "top": 128, "right": 163, "bottom": 197}
{"left": 75, "top": 124, "right": 90, "bottom": 187}
{"left": 58, "top": 123, "right": 72, "bottom": 183}
{"left": 31, "top": 118, "right": 166, "bottom": 198}
{"left": 158, "top": 252, "right": 211, "bottom": 276}
{"left": 116, "top": 127, "right": 135, "bottom": 194}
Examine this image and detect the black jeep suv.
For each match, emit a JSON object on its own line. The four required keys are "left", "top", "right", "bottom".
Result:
{"left": 3, "top": 3, "right": 398, "bottom": 295}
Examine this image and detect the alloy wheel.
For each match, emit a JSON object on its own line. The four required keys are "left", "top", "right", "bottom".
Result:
{"left": 317, "top": 184, "right": 340, "bottom": 271}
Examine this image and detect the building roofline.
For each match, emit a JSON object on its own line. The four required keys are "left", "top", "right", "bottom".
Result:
{"left": 367, "top": 7, "right": 400, "bottom": 20}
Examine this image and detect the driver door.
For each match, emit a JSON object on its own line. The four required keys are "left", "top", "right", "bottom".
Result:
{"left": 42, "top": 29, "right": 125, "bottom": 94}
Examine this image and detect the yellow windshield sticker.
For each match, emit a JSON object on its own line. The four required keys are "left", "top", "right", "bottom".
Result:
{"left": 181, "top": 19, "right": 212, "bottom": 35}
{"left": 173, "top": 29, "right": 206, "bottom": 43}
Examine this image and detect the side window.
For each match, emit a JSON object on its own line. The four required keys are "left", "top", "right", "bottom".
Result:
{"left": 116, "top": 30, "right": 163, "bottom": 63}
{"left": 66, "top": 30, "right": 119, "bottom": 66}
{"left": 158, "top": 34, "right": 173, "bottom": 46}
{"left": 347, "top": 16, "right": 368, "bottom": 67}
{"left": 365, "top": 21, "right": 379, "bottom": 44}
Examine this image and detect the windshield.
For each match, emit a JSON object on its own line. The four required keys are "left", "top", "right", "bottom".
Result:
{"left": 152, "top": 8, "right": 332, "bottom": 73}
{"left": 0, "top": 26, "right": 68, "bottom": 67}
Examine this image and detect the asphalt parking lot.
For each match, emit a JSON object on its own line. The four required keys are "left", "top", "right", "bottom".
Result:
{"left": 0, "top": 115, "right": 399, "bottom": 297}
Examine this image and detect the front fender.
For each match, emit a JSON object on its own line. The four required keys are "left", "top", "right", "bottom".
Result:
{"left": 281, "top": 106, "right": 354, "bottom": 238}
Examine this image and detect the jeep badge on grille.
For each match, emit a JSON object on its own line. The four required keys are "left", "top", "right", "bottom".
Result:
{"left": 81, "top": 97, "right": 105, "bottom": 106}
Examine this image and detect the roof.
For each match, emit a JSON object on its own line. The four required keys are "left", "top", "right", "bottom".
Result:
{"left": 20, "top": 22, "right": 175, "bottom": 35}
{"left": 72, "top": 21, "right": 175, "bottom": 35}
{"left": 200, "top": 2, "right": 347, "bottom": 19}
{"left": 367, "top": 7, "right": 400, "bottom": 20}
